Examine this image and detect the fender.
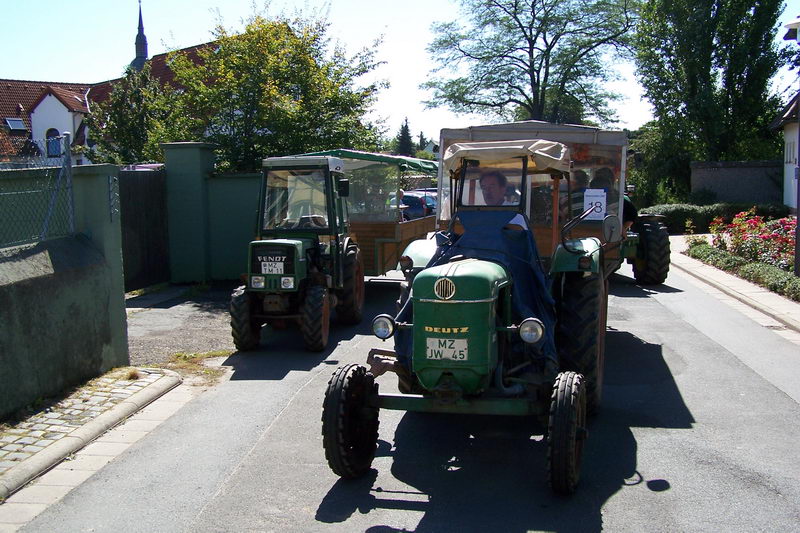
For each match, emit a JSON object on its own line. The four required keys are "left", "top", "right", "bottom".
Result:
{"left": 397, "top": 235, "right": 439, "bottom": 270}
{"left": 550, "top": 237, "right": 602, "bottom": 274}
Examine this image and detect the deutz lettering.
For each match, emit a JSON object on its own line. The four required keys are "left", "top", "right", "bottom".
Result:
{"left": 258, "top": 255, "right": 286, "bottom": 262}
{"left": 424, "top": 326, "right": 469, "bottom": 333}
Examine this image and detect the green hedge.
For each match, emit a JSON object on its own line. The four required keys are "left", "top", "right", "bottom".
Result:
{"left": 640, "top": 203, "right": 790, "bottom": 234}
{"left": 685, "top": 243, "right": 800, "bottom": 302}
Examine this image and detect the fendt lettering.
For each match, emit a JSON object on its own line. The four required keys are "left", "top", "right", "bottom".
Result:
{"left": 257, "top": 255, "right": 286, "bottom": 262}
{"left": 423, "top": 326, "right": 469, "bottom": 333}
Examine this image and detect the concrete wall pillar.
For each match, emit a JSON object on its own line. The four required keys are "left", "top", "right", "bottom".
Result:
{"left": 161, "top": 142, "right": 216, "bottom": 283}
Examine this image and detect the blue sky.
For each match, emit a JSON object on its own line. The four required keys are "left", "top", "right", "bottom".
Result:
{"left": 2, "top": 1, "right": 796, "bottom": 140}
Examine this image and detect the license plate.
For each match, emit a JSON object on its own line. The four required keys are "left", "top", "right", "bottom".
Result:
{"left": 261, "top": 261, "right": 284, "bottom": 274}
{"left": 425, "top": 338, "right": 468, "bottom": 361}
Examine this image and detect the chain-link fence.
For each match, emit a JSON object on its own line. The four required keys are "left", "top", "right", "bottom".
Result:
{"left": 0, "top": 134, "right": 74, "bottom": 248}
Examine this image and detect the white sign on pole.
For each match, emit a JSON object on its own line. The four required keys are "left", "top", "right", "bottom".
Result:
{"left": 583, "top": 189, "right": 607, "bottom": 221}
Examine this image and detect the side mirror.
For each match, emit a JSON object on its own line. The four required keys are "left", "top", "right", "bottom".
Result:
{"left": 337, "top": 178, "right": 350, "bottom": 197}
{"left": 602, "top": 215, "right": 623, "bottom": 243}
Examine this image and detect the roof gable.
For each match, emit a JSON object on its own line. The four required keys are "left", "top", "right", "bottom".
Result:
{"left": 30, "top": 86, "right": 90, "bottom": 115}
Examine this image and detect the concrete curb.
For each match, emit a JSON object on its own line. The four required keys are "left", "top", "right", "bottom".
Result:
{"left": 0, "top": 370, "right": 182, "bottom": 501}
{"left": 671, "top": 255, "right": 800, "bottom": 334}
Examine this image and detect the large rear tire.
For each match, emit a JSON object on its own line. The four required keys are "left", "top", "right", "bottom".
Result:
{"left": 230, "top": 286, "right": 261, "bottom": 351}
{"left": 301, "top": 285, "right": 330, "bottom": 352}
{"left": 632, "top": 221, "right": 670, "bottom": 285}
{"left": 322, "top": 364, "right": 379, "bottom": 478}
{"left": 547, "top": 371, "right": 587, "bottom": 495}
{"left": 336, "top": 246, "right": 364, "bottom": 325}
{"left": 556, "top": 271, "right": 605, "bottom": 415}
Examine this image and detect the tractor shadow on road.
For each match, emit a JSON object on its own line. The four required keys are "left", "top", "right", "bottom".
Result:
{"left": 222, "top": 282, "right": 399, "bottom": 381}
{"left": 316, "top": 327, "right": 694, "bottom": 532}
{"left": 609, "top": 271, "right": 684, "bottom": 296}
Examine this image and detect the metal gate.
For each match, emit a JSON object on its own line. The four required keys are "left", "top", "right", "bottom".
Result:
{"left": 118, "top": 168, "right": 170, "bottom": 291}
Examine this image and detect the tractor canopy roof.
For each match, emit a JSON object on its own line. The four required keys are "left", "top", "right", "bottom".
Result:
{"left": 442, "top": 139, "right": 570, "bottom": 176}
{"left": 301, "top": 149, "right": 438, "bottom": 175}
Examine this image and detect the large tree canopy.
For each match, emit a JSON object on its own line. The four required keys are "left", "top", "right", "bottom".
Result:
{"left": 169, "top": 15, "right": 384, "bottom": 171}
{"left": 630, "top": 0, "right": 800, "bottom": 202}
{"left": 635, "top": 0, "right": 795, "bottom": 164}
{"left": 423, "top": 0, "right": 637, "bottom": 125}
{"left": 86, "top": 64, "right": 176, "bottom": 164}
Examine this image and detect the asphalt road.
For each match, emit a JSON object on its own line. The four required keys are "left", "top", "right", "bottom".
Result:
{"left": 23, "top": 267, "right": 800, "bottom": 532}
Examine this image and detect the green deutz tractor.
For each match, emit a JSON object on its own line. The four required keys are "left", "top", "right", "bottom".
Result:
{"left": 230, "top": 156, "right": 364, "bottom": 352}
{"left": 322, "top": 139, "right": 630, "bottom": 494}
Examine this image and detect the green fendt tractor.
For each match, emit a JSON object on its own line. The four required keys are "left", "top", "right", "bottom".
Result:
{"left": 230, "top": 155, "right": 364, "bottom": 352}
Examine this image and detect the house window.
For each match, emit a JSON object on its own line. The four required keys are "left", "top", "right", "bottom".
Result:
{"left": 46, "top": 128, "right": 61, "bottom": 158}
{"left": 786, "top": 141, "right": 796, "bottom": 165}
{"left": 4, "top": 117, "right": 26, "bottom": 133}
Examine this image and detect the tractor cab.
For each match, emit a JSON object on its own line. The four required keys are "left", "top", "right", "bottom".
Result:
{"left": 230, "top": 155, "right": 364, "bottom": 353}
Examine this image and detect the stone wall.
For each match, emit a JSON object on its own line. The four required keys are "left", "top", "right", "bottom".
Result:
{"left": 690, "top": 161, "right": 783, "bottom": 204}
{"left": 0, "top": 165, "right": 128, "bottom": 418}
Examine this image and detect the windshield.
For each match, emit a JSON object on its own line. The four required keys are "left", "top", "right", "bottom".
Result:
{"left": 459, "top": 158, "right": 523, "bottom": 207}
{"left": 262, "top": 169, "right": 329, "bottom": 231}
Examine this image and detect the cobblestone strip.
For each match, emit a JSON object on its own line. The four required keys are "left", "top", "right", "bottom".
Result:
{"left": 0, "top": 368, "right": 164, "bottom": 476}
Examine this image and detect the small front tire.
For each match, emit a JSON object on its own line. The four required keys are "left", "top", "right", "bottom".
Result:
{"left": 301, "top": 285, "right": 330, "bottom": 352}
{"left": 547, "top": 371, "right": 587, "bottom": 495}
{"left": 322, "top": 364, "right": 379, "bottom": 478}
{"left": 230, "top": 286, "right": 261, "bottom": 351}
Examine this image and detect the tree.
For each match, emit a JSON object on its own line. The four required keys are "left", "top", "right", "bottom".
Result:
{"left": 634, "top": 0, "right": 798, "bottom": 196}
{"left": 417, "top": 131, "right": 428, "bottom": 151}
{"left": 395, "top": 118, "right": 415, "bottom": 156}
{"left": 86, "top": 64, "right": 176, "bottom": 163}
{"left": 423, "top": 0, "right": 637, "bottom": 125}
{"left": 169, "top": 14, "right": 384, "bottom": 171}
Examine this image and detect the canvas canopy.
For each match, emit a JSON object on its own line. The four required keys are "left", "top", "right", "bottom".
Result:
{"left": 302, "top": 149, "right": 438, "bottom": 174}
{"left": 442, "top": 139, "right": 570, "bottom": 175}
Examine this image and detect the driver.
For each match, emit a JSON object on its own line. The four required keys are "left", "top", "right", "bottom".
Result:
{"left": 479, "top": 171, "right": 508, "bottom": 206}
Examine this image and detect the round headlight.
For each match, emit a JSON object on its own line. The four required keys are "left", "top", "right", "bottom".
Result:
{"left": 372, "top": 314, "right": 395, "bottom": 340}
{"left": 519, "top": 318, "right": 544, "bottom": 344}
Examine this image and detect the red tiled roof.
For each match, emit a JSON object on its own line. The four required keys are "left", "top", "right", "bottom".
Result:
{"left": 89, "top": 42, "right": 213, "bottom": 104}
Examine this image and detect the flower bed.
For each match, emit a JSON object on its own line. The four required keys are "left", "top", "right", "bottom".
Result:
{"left": 709, "top": 209, "right": 796, "bottom": 272}
{"left": 684, "top": 209, "right": 799, "bottom": 302}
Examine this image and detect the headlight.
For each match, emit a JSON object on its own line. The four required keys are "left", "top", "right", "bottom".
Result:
{"left": 372, "top": 314, "right": 395, "bottom": 340}
{"left": 519, "top": 318, "right": 544, "bottom": 344}
{"left": 251, "top": 275, "right": 265, "bottom": 289}
{"left": 281, "top": 277, "right": 294, "bottom": 289}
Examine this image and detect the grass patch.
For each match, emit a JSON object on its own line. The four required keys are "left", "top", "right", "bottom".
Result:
{"left": 685, "top": 243, "right": 800, "bottom": 302}
{"left": 159, "top": 350, "right": 233, "bottom": 384}
{"left": 126, "top": 282, "right": 169, "bottom": 299}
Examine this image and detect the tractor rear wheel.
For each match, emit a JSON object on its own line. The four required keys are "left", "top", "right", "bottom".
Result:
{"left": 556, "top": 271, "right": 605, "bottom": 415}
{"left": 633, "top": 221, "right": 670, "bottom": 285}
{"left": 336, "top": 246, "right": 365, "bottom": 324}
{"left": 322, "top": 364, "right": 379, "bottom": 478}
{"left": 230, "top": 286, "right": 261, "bottom": 351}
{"left": 547, "top": 371, "right": 587, "bottom": 495}
{"left": 301, "top": 285, "right": 330, "bottom": 351}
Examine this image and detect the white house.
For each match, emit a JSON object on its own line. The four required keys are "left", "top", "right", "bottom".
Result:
{"left": 29, "top": 86, "right": 91, "bottom": 166}
{"left": 772, "top": 92, "right": 799, "bottom": 211}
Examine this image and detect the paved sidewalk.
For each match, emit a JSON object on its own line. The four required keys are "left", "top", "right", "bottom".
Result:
{"left": 0, "top": 368, "right": 181, "bottom": 504}
{"left": 669, "top": 235, "right": 800, "bottom": 338}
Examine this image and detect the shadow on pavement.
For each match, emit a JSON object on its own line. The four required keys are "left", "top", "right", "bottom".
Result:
{"left": 222, "top": 282, "right": 400, "bottom": 381}
{"left": 609, "top": 272, "right": 683, "bottom": 296}
{"left": 316, "top": 327, "right": 694, "bottom": 532}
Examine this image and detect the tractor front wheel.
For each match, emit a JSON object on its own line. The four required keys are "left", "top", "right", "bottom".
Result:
{"left": 557, "top": 271, "right": 605, "bottom": 415}
{"left": 633, "top": 221, "right": 670, "bottom": 285}
{"left": 547, "top": 371, "right": 587, "bottom": 495}
{"left": 336, "top": 247, "right": 365, "bottom": 325}
{"left": 230, "top": 286, "right": 261, "bottom": 351}
{"left": 301, "top": 285, "right": 330, "bottom": 351}
{"left": 322, "top": 364, "right": 379, "bottom": 478}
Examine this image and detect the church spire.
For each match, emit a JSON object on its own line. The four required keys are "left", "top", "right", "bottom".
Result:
{"left": 130, "top": 0, "right": 148, "bottom": 71}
